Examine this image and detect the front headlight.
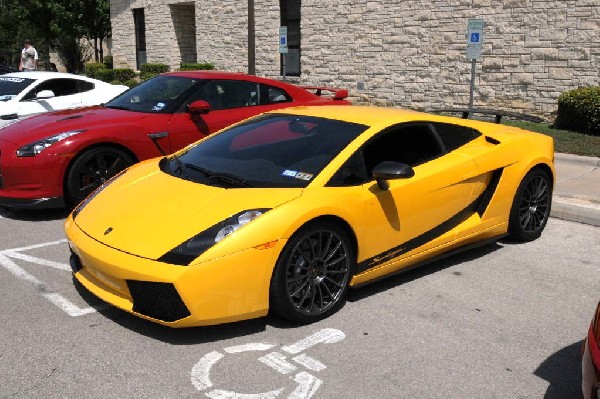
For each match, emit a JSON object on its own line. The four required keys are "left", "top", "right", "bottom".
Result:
{"left": 16, "top": 130, "right": 85, "bottom": 157}
{"left": 159, "top": 209, "right": 270, "bottom": 266}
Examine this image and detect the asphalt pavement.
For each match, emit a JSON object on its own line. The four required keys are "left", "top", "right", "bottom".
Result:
{"left": 552, "top": 152, "right": 600, "bottom": 227}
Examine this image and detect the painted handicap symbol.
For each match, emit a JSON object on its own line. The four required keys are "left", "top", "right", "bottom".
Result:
{"left": 191, "top": 328, "right": 345, "bottom": 399}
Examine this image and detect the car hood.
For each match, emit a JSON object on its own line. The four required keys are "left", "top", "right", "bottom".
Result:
{"left": 73, "top": 160, "right": 303, "bottom": 260}
{"left": 0, "top": 106, "right": 148, "bottom": 145}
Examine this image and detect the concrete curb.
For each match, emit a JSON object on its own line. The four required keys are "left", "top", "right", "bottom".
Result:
{"left": 555, "top": 152, "right": 600, "bottom": 167}
{"left": 551, "top": 198, "right": 600, "bottom": 227}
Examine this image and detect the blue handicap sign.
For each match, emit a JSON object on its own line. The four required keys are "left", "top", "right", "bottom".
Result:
{"left": 470, "top": 33, "right": 480, "bottom": 43}
{"left": 280, "top": 37, "right": 286, "bottom": 45}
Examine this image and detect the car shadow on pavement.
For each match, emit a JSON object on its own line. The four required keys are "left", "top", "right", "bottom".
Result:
{"left": 347, "top": 241, "right": 503, "bottom": 302}
{"left": 70, "top": 241, "right": 504, "bottom": 343}
{"left": 0, "top": 206, "right": 70, "bottom": 221}
{"left": 534, "top": 340, "right": 583, "bottom": 399}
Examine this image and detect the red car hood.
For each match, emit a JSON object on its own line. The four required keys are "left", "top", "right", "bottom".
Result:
{"left": 0, "top": 106, "right": 148, "bottom": 145}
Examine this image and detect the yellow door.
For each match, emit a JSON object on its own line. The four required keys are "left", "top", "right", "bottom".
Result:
{"left": 349, "top": 123, "right": 480, "bottom": 281}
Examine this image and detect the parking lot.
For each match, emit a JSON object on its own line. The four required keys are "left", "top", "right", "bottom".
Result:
{"left": 0, "top": 207, "right": 598, "bottom": 399}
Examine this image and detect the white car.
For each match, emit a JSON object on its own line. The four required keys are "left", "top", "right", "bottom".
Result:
{"left": 0, "top": 72, "right": 128, "bottom": 128}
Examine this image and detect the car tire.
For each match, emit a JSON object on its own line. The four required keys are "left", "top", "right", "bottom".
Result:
{"left": 508, "top": 167, "right": 552, "bottom": 242}
{"left": 65, "top": 146, "right": 135, "bottom": 207}
{"left": 270, "top": 221, "right": 355, "bottom": 324}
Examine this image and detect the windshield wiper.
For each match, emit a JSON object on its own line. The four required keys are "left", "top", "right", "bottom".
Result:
{"left": 184, "top": 163, "right": 252, "bottom": 188}
{"left": 170, "top": 154, "right": 188, "bottom": 177}
{"left": 104, "top": 104, "right": 130, "bottom": 111}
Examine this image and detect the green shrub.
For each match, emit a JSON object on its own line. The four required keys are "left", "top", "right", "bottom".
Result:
{"left": 179, "top": 62, "right": 215, "bottom": 71}
{"left": 95, "top": 68, "right": 115, "bottom": 83}
{"left": 103, "top": 55, "right": 113, "bottom": 69}
{"left": 124, "top": 79, "right": 138, "bottom": 88}
{"left": 555, "top": 86, "right": 600, "bottom": 135}
{"left": 140, "top": 63, "right": 170, "bottom": 80}
{"left": 85, "top": 62, "right": 106, "bottom": 79}
{"left": 113, "top": 68, "right": 136, "bottom": 83}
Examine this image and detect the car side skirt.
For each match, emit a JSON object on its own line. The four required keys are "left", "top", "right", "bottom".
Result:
{"left": 350, "top": 232, "right": 508, "bottom": 288}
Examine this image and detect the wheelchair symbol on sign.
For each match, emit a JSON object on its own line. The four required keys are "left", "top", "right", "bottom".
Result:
{"left": 191, "top": 328, "right": 345, "bottom": 399}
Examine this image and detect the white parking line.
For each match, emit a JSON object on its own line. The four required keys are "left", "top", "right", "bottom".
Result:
{"left": 5, "top": 251, "right": 71, "bottom": 271}
{"left": 0, "top": 240, "right": 100, "bottom": 317}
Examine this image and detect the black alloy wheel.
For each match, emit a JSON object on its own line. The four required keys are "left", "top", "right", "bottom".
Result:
{"left": 270, "top": 222, "right": 355, "bottom": 323}
{"left": 66, "top": 146, "right": 135, "bottom": 207}
{"left": 508, "top": 168, "right": 552, "bottom": 242}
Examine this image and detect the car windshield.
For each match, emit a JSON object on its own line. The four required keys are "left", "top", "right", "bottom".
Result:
{"left": 161, "top": 114, "right": 368, "bottom": 188}
{"left": 0, "top": 77, "right": 35, "bottom": 101}
{"left": 105, "top": 75, "right": 201, "bottom": 113}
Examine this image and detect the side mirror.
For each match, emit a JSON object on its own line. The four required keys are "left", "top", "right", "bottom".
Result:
{"left": 187, "top": 100, "right": 211, "bottom": 115}
{"left": 36, "top": 90, "right": 55, "bottom": 99}
{"left": 372, "top": 161, "right": 414, "bottom": 190}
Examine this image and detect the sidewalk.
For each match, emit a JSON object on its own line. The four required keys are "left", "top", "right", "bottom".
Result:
{"left": 551, "top": 153, "right": 600, "bottom": 227}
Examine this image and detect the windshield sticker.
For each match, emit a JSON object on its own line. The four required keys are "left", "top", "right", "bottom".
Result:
{"left": 0, "top": 95, "right": 15, "bottom": 101}
{"left": 152, "top": 102, "right": 166, "bottom": 111}
{"left": 0, "top": 77, "right": 25, "bottom": 83}
{"left": 282, "top": 169, "right": 314, "bottom": 181}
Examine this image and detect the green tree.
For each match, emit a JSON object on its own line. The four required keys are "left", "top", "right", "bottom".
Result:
{"left": 0, "top": 0, "right": 110, "bottom": 69}
{"left": 69, "top": 0, "right": 111, "bottom": 62}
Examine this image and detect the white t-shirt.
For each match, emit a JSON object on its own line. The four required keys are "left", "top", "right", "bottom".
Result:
{"left": 21, "top": 47, "right": 38, "bottom": 70}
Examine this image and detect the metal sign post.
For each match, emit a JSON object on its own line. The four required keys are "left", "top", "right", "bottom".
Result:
{"left": 466, "top": 19, "right": 484, "bottom": 115}
{"left": 279, "top": 26, "right": 288, "bottom": 81}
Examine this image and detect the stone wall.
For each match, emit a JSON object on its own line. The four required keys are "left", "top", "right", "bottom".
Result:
{"left": 110, "top": 0, "right": 600, "bottom": 119}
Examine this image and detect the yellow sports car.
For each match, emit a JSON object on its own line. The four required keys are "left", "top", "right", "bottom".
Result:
{"left": 65, "top": 106, "right": 554, "bottom": 327}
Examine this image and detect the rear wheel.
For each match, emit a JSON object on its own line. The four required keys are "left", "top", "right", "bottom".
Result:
{"left": 508, "top": 168, "right": 552, "bottom": 242}
{"left": 270, "top": 222, "right": 355, "bottom": 324}
{"left": 65, "top": 146, "right": 135, "bottom": 207}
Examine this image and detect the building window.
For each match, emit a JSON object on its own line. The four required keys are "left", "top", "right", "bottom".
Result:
{"left": 280, "top": 0, "right": 300, "bottom": 76}
{"left": 170, "top": 3, "right": 197, "bottom": 64}
{"left": 133, "top": 8, "right": 147, "bottom": 70}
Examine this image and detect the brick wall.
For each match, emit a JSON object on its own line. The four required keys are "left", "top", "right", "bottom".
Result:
{"left": 110, "top": 0, "right": 600, "bottom": 119}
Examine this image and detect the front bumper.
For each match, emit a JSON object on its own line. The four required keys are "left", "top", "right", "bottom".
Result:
{"left": 583, "top": 325, "right": 600, "bottom": 399}
{"left": 0, "top": 140, "right": 67, "bottom": 209}
{"left": 65, "top": 216, "right": 285, "bottom": 327}
{"left": 0, "top": 195, "right": 65, "bottom": 209}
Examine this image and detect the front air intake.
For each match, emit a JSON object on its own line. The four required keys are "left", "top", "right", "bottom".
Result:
{"left": 126, "top": 280, "right": 190, "bottom": 322}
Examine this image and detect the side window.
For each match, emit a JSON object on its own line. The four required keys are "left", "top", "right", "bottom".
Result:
{"left": 192, "top": 80, "right": 260, "bottom": 110}
{"left": 432, "top": 123, "right": 481, "bottom": 152}
{"left": 363, "top": 123, "right": 444, "bottom": 176}
{"left": 76, "top": 80, "right": 95, "bottom": 93}
{"left": 22, "top": 78, "right": 80, "bottom": 100}
{"left": 327, "top": 151, "right": 368, "bottom": 187}
{"left": 262, "top": 84, "right": 291, "bottom": 104}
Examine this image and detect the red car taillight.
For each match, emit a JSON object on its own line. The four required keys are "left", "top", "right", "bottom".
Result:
{"left": 594, "top": 302, "right": 600, "bottom": 345}
{"left": 0, "top": 149, "right": 3, "bottom": 188}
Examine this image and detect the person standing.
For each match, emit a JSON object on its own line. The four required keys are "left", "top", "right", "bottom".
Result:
{"left": 19, "top": 39, "right": 38, "bottom": 71}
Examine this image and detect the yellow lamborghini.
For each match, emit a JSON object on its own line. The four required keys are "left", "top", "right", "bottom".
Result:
{"left": 65, "top": 106, "right": 554, "bottom": 327}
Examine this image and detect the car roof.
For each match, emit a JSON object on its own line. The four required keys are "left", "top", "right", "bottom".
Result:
{"left": 163, "top": 70, "right": 256, "bottom": 79}
{"left": 2, "top": 71, "right": 94, "bottom": 81}
{"left": 268, "top": 105, "right": 431, "bottom": 126}
{"left": 162, "top": 71, "right": 303, "bottom": 88}
{"left": 267, "top": 105, "right": 515, "bottom": 133}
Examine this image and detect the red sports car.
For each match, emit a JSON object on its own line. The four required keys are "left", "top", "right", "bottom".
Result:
{"left": 0, "top": 71, "right": 349, "bottom": 209}
{"left": 583, "top": 302, "right": 600, "bottom": 399}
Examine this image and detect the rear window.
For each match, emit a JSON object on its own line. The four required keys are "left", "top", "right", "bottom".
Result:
{"left": 432, "top": 123, "right": 481, "bottom": 152}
